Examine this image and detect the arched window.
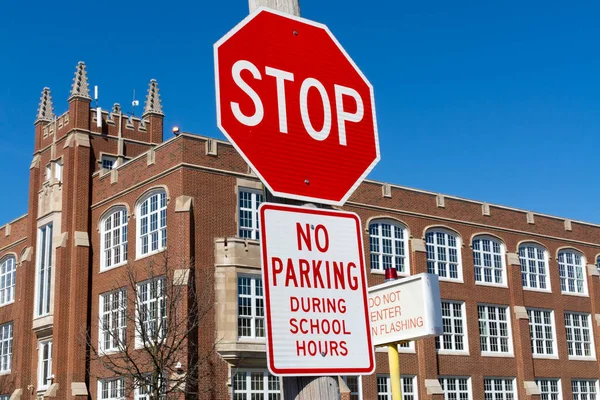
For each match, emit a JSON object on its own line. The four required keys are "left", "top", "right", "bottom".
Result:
{"left": 0, "top": 256, "right": 16, "bottom": 305}
{"left": 137, "top": 190, "right": 167, "bottom": 258}
{"left": 518, "top": 243, "right": 550, "bottom": 291}
{"left": 368, "top": 220, "right": 409, "bottom": 274}
{"left": 472, "top": 235, "right": 506, "bottom": 285}
{"left": 100, "top": 208, "right": 128, "bottom": 270}
{"left": 558, "top": 249, "right": 587, "bottom": 295}
{"left": 425, "top": 228, "right": 462, "bottom": 281}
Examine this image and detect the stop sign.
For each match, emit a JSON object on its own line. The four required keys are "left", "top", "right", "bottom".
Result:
{"left": 214, "top": 8, "right": 379, "bottom": 205}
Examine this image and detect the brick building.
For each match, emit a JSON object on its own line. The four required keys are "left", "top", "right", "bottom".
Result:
{"left": 1, "top": 62, "right": 599, "bottom": 400}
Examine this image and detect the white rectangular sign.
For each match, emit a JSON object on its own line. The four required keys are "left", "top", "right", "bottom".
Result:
{"left": 368, "top": 273, "right": 443, "bottom": 346}
{"left": 260, "top": 203, "right": 375, "bottom": 376}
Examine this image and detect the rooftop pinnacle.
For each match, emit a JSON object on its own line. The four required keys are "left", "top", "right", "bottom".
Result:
{"left": 36, "top": 87, "right": 54, "bottom": 122}
{"left": 143, "top": 79, "right": 164, "bottom": 116}
{"left": 69, "top": 61, "right": 91, "bottom": 100}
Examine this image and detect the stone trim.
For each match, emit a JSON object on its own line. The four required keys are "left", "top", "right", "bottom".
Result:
{"left": 411, "top": 238, "right": 426, "bottom": 253}
{"left": 594, "top": 314, "right": 600, "bottom": 327}
{"left": 55, "top": 233, "right": 68, "bottom": 248}
{"left": 0, "top": 239, "right": 28, "bottom": 255}
{"left": 110, "top": 169, "right": 118, "bottom": 185}
{"left": 10, "top": 388, "right": 22, "bottom": 400}
{"left": 174, "top": 269, "right": 190, "bottom": 286}
{"left": 527, "top": 212, "right": 535, "bottom": 224}
{"left": 22, "top": 247, "right": 33, "bottom": 262}
{"left": 30, "top": 155, "right": 40, "bottom": 169}
{"left": 436, "top": 194, "right": 445, "bottom": 208}
{"left": 524, "top": 381, "right": 541, "bottom": 395}
{"left": 425, "top": 379, "right": 444, "bottom": 395}
{"left": 514, "top": 306, "right": 529, "bottom": 320}
{"left": 382, "top": 183, "right": 391, "bottom": 198}
{"left": 74, "top": 231, "right": 90, "bottom": 247}
{"left": 236, "top": 177, "right": 262, "bottom": 191}
{"left": 175, "top": 195, "right": 194, "bottom": 212}
{"left": 71, "top": 382, "right": 88, "bottom": 396}
{"left": 482, "top": 203, "right": 490, "bottom": 216}
{"left": 206, "top": 138, "right": 218, "bottom": 156}
{"left": 44, "top": 383, "right": 59, "bottom": 397}
{"left": 587, "top": 264, "right": 599, "bottom": 277}
{"left": 565, "top": 219, "right": 572, "bottom": 232}
{"left": 75, "top": 133, "right": 90, "bottom": 148}
{"left": 147, "top": 148, "right": 155, "bottom": 165}
{"left": 506, "top": 252, "right": 521, "bottom": 266}
{"left": 4, "top": 224, "right": 10, "bottom": 236}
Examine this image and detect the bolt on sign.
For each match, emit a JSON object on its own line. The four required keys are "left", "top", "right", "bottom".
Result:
{"left": 368, "top": 274, "right": 443, "bottom": 346}
{"left": 214, "top": 8, "right": 380, "bottom": 206}
{"left": 259, "top": 203, "right": 375, "bottom": 376}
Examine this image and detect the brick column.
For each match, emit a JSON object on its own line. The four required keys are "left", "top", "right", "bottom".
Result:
{"left": 506, "top": 252, "right": 540, "bottom": 399}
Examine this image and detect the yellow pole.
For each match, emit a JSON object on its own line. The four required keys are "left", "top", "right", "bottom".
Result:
{"left": 388, "top": 342, "right": 402, "bottom": 400}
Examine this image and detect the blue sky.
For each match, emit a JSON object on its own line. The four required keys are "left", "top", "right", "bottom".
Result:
{"left": 0, "top": 0, "right": 599, "bottom": 224}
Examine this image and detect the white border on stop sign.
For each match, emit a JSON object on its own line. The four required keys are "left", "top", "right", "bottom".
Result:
{"left": 213, "top": 7, "right": 380, "bottom": 206}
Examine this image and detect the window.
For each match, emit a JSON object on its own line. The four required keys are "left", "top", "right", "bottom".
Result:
{"left": 238, "top": 276, "right": 264, "bottom": 339}
{"left": 477, "top": 304, "right": 512, "bottom": 355}
{"left": 137, "top": 191, "right": 167, "bottom": 257}
{"left": 232, "top": 370, "right": 280, "bottom": 400}
{"left": 100, "top": 289, "right": 127, "bottom": 352}
{"left": 536, "top": 379, "right": 561, "bottom": 400}
{"left": 342, "top": 376, "right": 361, "bottom": 400}
{"left": 436, "top": 300, "right": 467, "bottom": 353}
{"left": 558, "top": 250, "right": 587, "bottom": 295}
{"left": 55, "top": 160, "right": 63, "bottom": 182}
{"left": 572, "top": 380, "right": 598, "bottom": 400}
{"left": 101, "top": 208, "right": 128, "bottom": 270}
{"left": 376, "top": 375, "right": 417, "bottom": 400}
{"left": 398, "top": 341, "right": 415, "bottom": 352}
{"left": 99, "top": 377, "right": 125, "bottom": 400}
{"left": 238, "top": 188, "right": 263, "bottom": 240}
{"left": 37, "top": 340, "right": 52, "bottom": 390}
{"left": 102, "top": 155, "right": 117, "bottom": 171}
{"left": 426, "top": 229, "right": 462, "bottom": 280}
{"left": 45, "top": 164, "right": 51, "bottom": 181}
{"left": 527, "top": 308, "right": 556, "bottom": 357}
{"left": 565, "top": 312, "right": 594, "bottom": 359}
{"left": 440, "top": 377, "right": 471, "bottom": 400}
{"left": 519, "top": 243, "right": 550, "bottom": 291}
{"left": 0, "top": 256, "right": 16, "bottom": 305}
{"left": 0, "top": 323, "right": 12, "bottom": 373}
{"left": 0, "top": 395, "right": 8, "bottom": 400}
{"left": 484, "top": 378, "right": 516, "bottom": 400}
{"left": 472, "top": 236, "right": 506, "bottom": 285}
{"left": 35, "top": 223, "right": 53, "bottom": 317}
{"left": 137, "top": 278, "right": 166, "bottom": 345}
{"left": 135, "top": 374, "right": 166, "bottom": 400}
{"left": 369, "top": 220, "right": 409, "bottom": 274}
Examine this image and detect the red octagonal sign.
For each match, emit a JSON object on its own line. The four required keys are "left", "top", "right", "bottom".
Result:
{"left": 214, "top": 8, "right": 379, "bottom": 205}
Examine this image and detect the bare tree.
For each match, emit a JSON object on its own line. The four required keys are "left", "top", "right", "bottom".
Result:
{"left": 87, "top": 252, "right": 214, "bottom": 399}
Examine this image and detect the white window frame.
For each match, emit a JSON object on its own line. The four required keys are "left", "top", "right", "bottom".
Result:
{"left": 472, "top": 236, "right": 507, "bottom": 287}
{"left": 564, "top": 312, "right": 595, "bottom": 360}
{"left": 477, "top": 304, "right": 513, "bottom": 357}
{"left": 536, "top": 378, "right": 562, "bottom": 400}
{"left": 483, "top": 377, "right": 517, "bottom": 400}
{"left": 526, "top": 308, "right": 557, "bottom": 358}
{"left": 0, "top": 256, "right": 16, "bottom": 306}
{"left": 55, "top": 159, "right": 63, "bottom": 182}
{"left": 98, "top": 377, "right": 126, "bottom": 400}
{"left": 100, "top": 208, "right": 128, "bottom": 271}
{"left": 376, "top": 374, "right": 418, "bottom": 400}
{"left": 369, "top": 220, "right": 410, "bottom": 275}
{"left": 135, "top": 277, "right": 166, "bottom": 348}
{"left": 0, "top": 323, "right": 12, "bottom": 374}
{"left": 436, "top": 300, "right": 469, "bottom": 354}
{"left": 99, "top": 289, "right": 127, "bottom": 353}
{"left": 572, "top": 379, "right": 598, "bottom": 400}
{"left": 136, "top": 190, "right": 167, "bottom": 259}
{"left": 440, "top": 376, "right": 472, "bottom": 400}
{"left": 238, "top": 188, "right": 263, "bottom": 240}
{"left": 37, "top": 339, "right": 53, "bottom": 391}
{"left": 342, "top": 376, "right": 362, "bottom": 400}
{"left": 102, "top": 155, "right": 118, "bottom": 171}
{"left": 34, "top": 223, "right": 53, "bottom": 318}
{"left": 232, "top": 369, "right": 281, "bottom": 400}
{"left": 558, "top": 250, "right": 588, "bottom": 296}
{"left": 237, "top": 275, "right": 265, "bottom": 340}
{"left": 134, "top": 373, "right": 166, "bottom": 400}
{"left": 519, "top": 243, "right": 551, "bottom": 292}
{"left": 426, "top": 228, "right": 463, "bottom": 282}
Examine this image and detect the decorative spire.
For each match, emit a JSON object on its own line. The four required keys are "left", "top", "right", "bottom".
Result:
{"left": 143, "top": 79, "right": 164, "bottom": 116}
{"left": 69, "top": 61, "right": 91, "bottom": 100}
{"left": 36, "top": 87, "right": 54, "bottom": 122}
{"left": 112, "top": 103, "right": 121, "bottom": 113}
